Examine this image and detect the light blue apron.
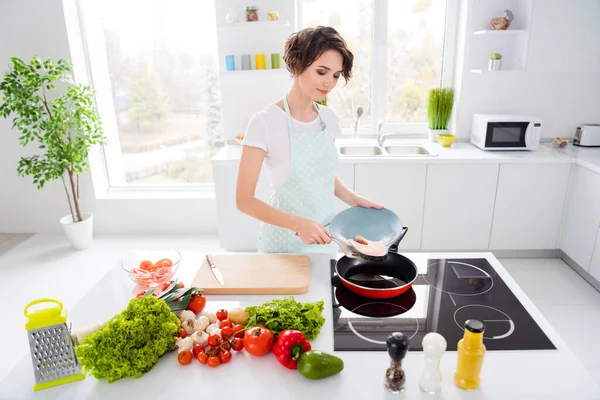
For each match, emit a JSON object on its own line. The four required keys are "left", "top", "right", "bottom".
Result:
{"left": 258, "top": 95, "right": 339, "bottom": 253}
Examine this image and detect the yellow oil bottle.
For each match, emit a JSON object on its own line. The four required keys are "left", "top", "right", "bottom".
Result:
{"left": 454, "top": 319, "right": 486, "bottom": 390}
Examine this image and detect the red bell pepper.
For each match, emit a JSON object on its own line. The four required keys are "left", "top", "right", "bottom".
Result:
{"left": 272, "top": 330, "right": 312, "bottom": 369}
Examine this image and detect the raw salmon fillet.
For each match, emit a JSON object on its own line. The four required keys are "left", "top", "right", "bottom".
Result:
{"left": 349, "top": 236, "right": 387, "bottom": 257}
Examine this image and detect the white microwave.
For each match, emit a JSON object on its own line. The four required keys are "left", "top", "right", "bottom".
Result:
{"left": 471, "top": 114, "right": 542, "bottom": 151}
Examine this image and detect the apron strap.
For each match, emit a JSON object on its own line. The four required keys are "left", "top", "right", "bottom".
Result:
{"left": 283, "top": 95, "right": 327, "bottom": 131}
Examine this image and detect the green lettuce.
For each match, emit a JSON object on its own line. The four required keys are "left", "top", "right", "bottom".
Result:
{"left": 75, "top": 296, "right": 179, "bottom": 382}
{"left": 245, "top": 296, "right": 326, "bottom": 340}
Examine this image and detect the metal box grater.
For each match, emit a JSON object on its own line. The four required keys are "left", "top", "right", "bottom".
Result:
{"left": 25, "top": 298, "right": 85, "bottom": 391}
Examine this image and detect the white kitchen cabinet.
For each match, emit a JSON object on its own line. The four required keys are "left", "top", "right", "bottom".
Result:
{"left": 354, "top": 164, "right": 427, "bottom": 250}
{"left": 421, "top": 163, "right": 499, "bottom": 251}
{"left": 589, "top": 227, "right": 600, "bottom": 282}
{"left": 490, "top": 163, "right": 571, "bottom": 250}
{"left": 213, "top": 161, "right": 355, "bottom": 251}
{"left": 560, "top": 165, "right": 600, "bottom": 270}
{"left": 527, "top": 0, "right": 600, "bottom": 73}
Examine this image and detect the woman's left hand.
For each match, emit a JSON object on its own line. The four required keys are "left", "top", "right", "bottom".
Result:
{"left": 352, "top": 195, "right": 384, "bottom": 209}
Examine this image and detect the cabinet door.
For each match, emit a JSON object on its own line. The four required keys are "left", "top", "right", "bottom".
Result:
{"left": 422, "top": 163, "right": 499, "bottom": 250}
{"left": 213, "top": 163, "right": 270, "bottom": 251}
{"left": 354, "top": 164, "right": 426, "bottom": 250}
{"left": 560, "top": 165, "right": 600, "bottom": 269}
{"left": 490, "top": 164, "right": 570, "bottom": 250}
{"left": 588, "top": 227, "right": 600, "bottom": 281}
{"left": 528, "top": 0, "right": 600, "bottom": 73}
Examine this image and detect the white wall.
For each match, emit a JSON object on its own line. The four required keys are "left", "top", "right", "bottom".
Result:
{"left": 0, "top": 0, "right": 217, "bottom": 234}
{"left": 452, "top": 0, "right": 600, "bottom": 140}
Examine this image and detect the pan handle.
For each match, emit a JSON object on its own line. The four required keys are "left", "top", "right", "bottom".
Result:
{"left": 331, "top": 274, "right": 342, "bottom": 309}
{"left": 389, "top": 227, "right": 408, "bottom": 254}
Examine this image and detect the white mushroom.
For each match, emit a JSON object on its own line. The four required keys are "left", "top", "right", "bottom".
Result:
{"left": 175, "top": 337, "right": 193, "bottom": 353}
{"left": 191, "top": 331, "right": 209, "bottom": 346}
{"left": 199, "top": 311, "right": 217, "bottom": 324}
{"left": 195, "top": 316, "right": 210, "bottom": 332}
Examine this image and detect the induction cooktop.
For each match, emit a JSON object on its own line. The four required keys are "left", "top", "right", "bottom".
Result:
{"left": 331, "top": 256, "right": 555, "bottom": 351}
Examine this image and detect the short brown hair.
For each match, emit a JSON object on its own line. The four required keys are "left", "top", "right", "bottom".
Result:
{"left": 284, "top": 26, "right": 353, "bottom": 81}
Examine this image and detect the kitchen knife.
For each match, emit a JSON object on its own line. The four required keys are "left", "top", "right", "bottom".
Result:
{"left": 206, "top": 254, "right": 225, "bottom": 286}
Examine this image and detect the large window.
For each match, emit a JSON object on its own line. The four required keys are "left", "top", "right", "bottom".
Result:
{"left": 301, "top": 0, "right": 450, "bottom": 133}
{"left": 79, "top": 0, "right": 224, "bottom": 187}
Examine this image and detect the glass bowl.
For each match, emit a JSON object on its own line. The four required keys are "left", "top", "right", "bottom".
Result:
{"left": 121, "top": 249, "right": 181, "bottom": 288}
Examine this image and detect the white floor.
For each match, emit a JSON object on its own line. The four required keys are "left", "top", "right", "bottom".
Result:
{"left": 1, "top": 234, "right": 600, "bottom": 387}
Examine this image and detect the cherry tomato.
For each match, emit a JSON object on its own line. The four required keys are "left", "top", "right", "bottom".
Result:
{"left": 135, "top": 291, "right": 158, "bottom": 299}
{"left": 177, "top": 350, "right": 193, "bottom": 365}
{"left": 178, "top": 328, "right": 187, "bottom": 339}
{"left": 160, "top": 281, "right": 184, "bottom": 292}
{"left": 192, "top": 344, "right": 205, "bottom": 358}
{"left": 139, "top": 260, "right": 154, "bottom": 271}
{"left": 208, "top": 334, "right": 222, "bottom": 348}
{"left": 219, "top": 350, "right": 232, "bottom": 364}
{"left": 207, "top": 356, "right": 221, "bottom": 368}
{"left": 155, "top": 258, "right": 173, "bottom": 268}
{"left": 221, "top": 327, "right": 234, "bottom": 340}
{"left": 216, "top": 309, "right": 228, "bottom": 321}
{"left": 219, "top": 319, "right": 233, "bottom": 329}
{"left": 197, "top": 352, "right": 208, "bottom": 364}
{"left": 231, "top": 338, "right": 244, "bottom": 352}
{"left": 232, "top": 324, "right": 245, "bottom": 338}
{"left": 186, "top": 293, "right": 206, "bottom": 314}
{"left": 243, "top": 326, "right": 274, "bottom": 356}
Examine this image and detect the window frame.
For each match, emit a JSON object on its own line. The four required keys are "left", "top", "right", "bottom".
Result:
{"left": 299, "top": 0, "right": 459, "bottom": 137}
{"left": 65, "top": 0, "right": 217, "bottom": 198}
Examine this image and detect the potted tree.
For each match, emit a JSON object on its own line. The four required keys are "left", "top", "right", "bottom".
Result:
{"left": 0, "top": 56, "right": 105, "bottom": 249}
{"left": 427, "top": 88, "right": 455, "bottom": 142}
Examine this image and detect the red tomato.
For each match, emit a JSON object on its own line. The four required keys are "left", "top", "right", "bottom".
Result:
{"left": 216, "top": 309, "right": 228, "bottom": 321}
{"left": 139, "top": 260, "right": 154, "bottom": 271}
{"left": 178, "top": 328, "right": 187, "bottom": 339}
{"left": 155, "top": 258, "right": 173, "bottom": 268}
{"left": 221, "top": 327, "right": 234, "bottom": 340}
{"left": 244, "top": 327, "right": 274, "bottom": 356}
{"left": 231, "top": 338, "right": 244, "bottom": 352}
{"left": 192, "top": 344, "right": 205, "bottom": 358}
{"left": 208, "top": 334, "right": 222, "bottom": 348}
{"left": 207, "top": 356, "right": 220, "bottom": 368}
{"left": 197, "top": 352, "right": 208, "bottom": 364}
{"left": 186, "top": 293, "right": 206, "bottom": 314}
{"left": 178, "top": 350, "right": 193, "bottom": 365}
{"left": 219, "top": 350, "right": 232, "bottom": 364}
{"left": 232, "top": 324, "right": 245, "bottom": 338}
{"left": 219, "top": 319, "right": 233, "bottom": 329}
{"left": 160, "top": 281, "right": 184, "bottom": 292}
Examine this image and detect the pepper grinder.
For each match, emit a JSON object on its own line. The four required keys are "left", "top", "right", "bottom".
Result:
{"left": 419, "top": 332, "right": 447, "bottom": 393}
{"left": 385, "top": 332, "right": 409, "bottom": 393}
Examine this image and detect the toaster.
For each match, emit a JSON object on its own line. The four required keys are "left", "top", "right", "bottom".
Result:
{"left": 574, "top": 124, "right": 600, "bottom": 147}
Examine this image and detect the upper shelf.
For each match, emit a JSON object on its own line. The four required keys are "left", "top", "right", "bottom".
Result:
{"left": 473, "top": 29, "right": 528, "bottom": 36}
{"left": 217, "top": 20, "right": 291, "bottom": 31}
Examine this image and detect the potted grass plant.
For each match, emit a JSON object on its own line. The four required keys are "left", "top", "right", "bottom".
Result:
{"left": 427, "top": 88, "right": 455, "bottom": 142}
{"left": 0, "top": 56, "right": 106, "bottom": 249}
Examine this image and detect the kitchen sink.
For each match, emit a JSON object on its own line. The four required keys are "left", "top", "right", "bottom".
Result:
{"left": 383, "top": 145, "right": 435, "bottom": 156}
{"left": 339, "top": 145, "right": 383, "bottom": 156}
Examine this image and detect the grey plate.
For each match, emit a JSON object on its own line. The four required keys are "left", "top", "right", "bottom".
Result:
{"left": 328, "top": 207, "right": 403, "bottom": 246}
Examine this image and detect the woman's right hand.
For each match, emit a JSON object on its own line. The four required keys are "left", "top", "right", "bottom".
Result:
{"left": 295, "top": 217, "right": 331, "bottom": 245}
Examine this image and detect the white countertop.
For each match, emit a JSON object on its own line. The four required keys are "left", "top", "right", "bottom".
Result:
{"left": 2, "top": 250, "right": 599, "bottom": 399}
{"left": 212, "top": 140, "right": 575, "bottom": 165}
{"left": 544, "top": 143, "right": 600, "bottom": 174}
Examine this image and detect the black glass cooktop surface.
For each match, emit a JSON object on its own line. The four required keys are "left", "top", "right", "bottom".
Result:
{"left": 331, "top": 256, "right": 556, "bottom": 351}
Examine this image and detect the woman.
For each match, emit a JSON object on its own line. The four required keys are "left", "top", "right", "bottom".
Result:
{"left": 236, "top": 26, "right": 382, "bottom": 253}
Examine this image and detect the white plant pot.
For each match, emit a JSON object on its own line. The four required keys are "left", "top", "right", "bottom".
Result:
{"left": 428, "top": 129, "right": 449, "bottom": 142}
{"left": 60, "top": 212, "right": 94, "bottom": 250}
{"left": 488, "top": 59, "right": 502, "bottom": 71}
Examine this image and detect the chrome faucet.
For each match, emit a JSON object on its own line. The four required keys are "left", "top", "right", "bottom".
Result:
{"left": 377, "top": 121, "right": 392, "bottom": 148}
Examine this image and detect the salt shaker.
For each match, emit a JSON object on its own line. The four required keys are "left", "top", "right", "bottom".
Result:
{"left": 419, "top": 332, "right": 447, "bottom": 393}
{"left": 385, "top": 332, "right": 409, "bottom": 393}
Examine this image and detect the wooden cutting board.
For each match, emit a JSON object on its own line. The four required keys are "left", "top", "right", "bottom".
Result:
{"left": 191, "top": 253, "right": 311, "bottom": 295}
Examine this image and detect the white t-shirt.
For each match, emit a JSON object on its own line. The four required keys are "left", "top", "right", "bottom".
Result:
{"left": 242, "top": 103, "right": 342, "bottom": 190}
